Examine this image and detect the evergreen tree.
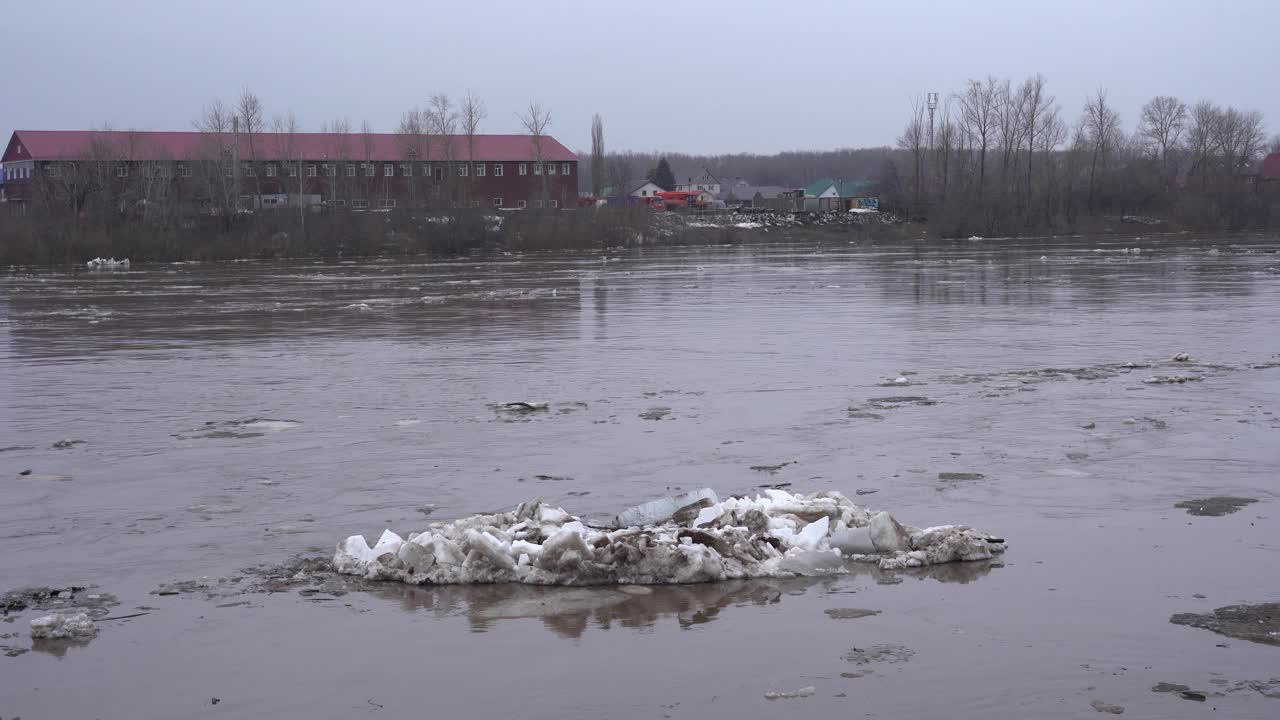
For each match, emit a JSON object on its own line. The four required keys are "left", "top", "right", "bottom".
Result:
{"left": 647, "top": 157, "right": 676, "bottom": 190}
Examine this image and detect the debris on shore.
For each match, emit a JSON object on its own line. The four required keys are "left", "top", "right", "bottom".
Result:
{"left": 1174, "top": 497, "right": 1258, "bottom": 517}
{"left": 1143, "top": 374, "right": 1201, "bottom": 384}
{"left": 1170, "top": 603, "right": 1280, "bottom": 646}
{"left": 1090, "top": 699, "right": 1125, "bottom": 714}
{"left": 497, "top": 401, "right": 549, "bottom": 413}
{"left": 1, "top": 586, "right": 118, "bottom": 618}
{"left": 333, "top": 488, "right": 1006, "bottom": 586}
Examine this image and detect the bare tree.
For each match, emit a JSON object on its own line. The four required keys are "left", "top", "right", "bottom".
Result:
{"left": 1020, "top": 74, "right": 1052, "bottom": 203}
{"left": 1137, "top": 96, "right": 1187, "bottom": 177}
{"left": 396, "top": 108, "right": 427, "bottom": 209}
{"left": 606, "top": 156, "right": 632, "bottom": 204}
{"left": 1035, "top": 104, "right": 1067, "bottom": 219}
{"left": 1082, "top": 88, "right": 1122, "bottom": 211}
{"left": 426, "top": 94, "right": 458, "bottom": 204}
{"left": 359, "top": 119, "right": 375, "bottom": 203}
{"left": 237, "top": 88, "right": 266, "bottom": 203}
{"left": 520, "top": 101, "right": 553, "bottom": 205}
{"left": 1185, "top": 101, "right": 1220, "bottom": 181}
{"left": 956, "top": 77, "right": 998, "bottom": 202}
{"left": 194, "top": 99, "right": 238, "bottom": 218}
{"left": 590, "top": 113, "right": 605, "bottom": 198}
{"left": 994, "top": 78, "right": 1028, "bottom": 195}
{"left": 933, "top": 102, "right": 956, "bottom": 205}
{"left": 271, "top": 112, "right": 304, "bottom": 228}
{"left": 321, "top": 117, "right": 353, "bottom": 205}
{"left": 896, "top": 96, "right": 927, "bottom": 215}
{"left": 460, "top": 91, "right": 487, "bottom": 205}
{"left": 1213, "top": 107, "right": 1266, "bottom": 176}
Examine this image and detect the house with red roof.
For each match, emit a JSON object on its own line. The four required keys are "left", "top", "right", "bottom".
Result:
{"left": 1, "top": 129, "right": 578, "bottom": 211}
{"left": 1261, "top": 153, "right": 1280, "bottom": 182}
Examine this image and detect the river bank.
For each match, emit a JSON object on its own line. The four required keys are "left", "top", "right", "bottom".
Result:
{"left": 3, "top": 205, "right": 1274, "bottom": 267}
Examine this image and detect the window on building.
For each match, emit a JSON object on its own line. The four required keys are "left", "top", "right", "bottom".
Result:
{"left": 492, "top": 197, "right": 503, "bottom": 207}
{"left": 288, "top": 165, "right": 298, "bottom": 177}
{"left": 117, "top": 165, "right": 129, "bottom": 178}
{"left": 401, "top": 164, "right": 412, "bottom": 177}
{"left": 377, "top": 198, "right": 396, "bottom": 209}
{"left": 493, "top": 163, "right": 504, "bottom": 177}
{"left": 458, "top": 164, "right": 469, "bottom": 177}
{"left": 384, "top": 164, "right": 394, "bottom": 177}
{"left": 364, "top": 163, "right": 375, "bottom": 177}
{"left": 352, "top": 199, "right": 368, "bottom": 209}
{"left": 519, "top": 163, "right": 527, "bottom": 176}
{"left": 224, "top": 165, "right": 234, "bottom": 178}
{"left": 433, "top": 166, "right": 444, "bottom": 181}
{"left": 265, "top": 164, "right": 277, "bottom": 177}
{"left": 422, "top": 163, "right": 431, "bottom": 177}
{"left": 550, "top": 200, "right": 558, "bottom": 209}
{"left": 346, "top": 164, "right": 356, "bottom": 177}
{"left": 547, "top": 163, "right": 556, "bottom": 175}
{"left": 306, "top": 165, "right": 316, "bottom": 177}
{"left": 476, "top": 163, "right": 486, "bottom": 177}
{"left": 533, "top": 163, "right": 542, "bottom": 175}
{"left": 562, "top": 163, "right": 571, "bottom": 175}
{"left": 323, "top": 164, "right": 335, "bottom": 177}
{"left": 332, "top": 199, "right": 347, "bottom": 207}
{"left": 517, "top": 200, "right": 527, "bottom": 208}
{"left": 243, "top": 163, "right": 256, "bottom": 177}
{"left": 178, "top": 163, "right": 191, "bottom": 178}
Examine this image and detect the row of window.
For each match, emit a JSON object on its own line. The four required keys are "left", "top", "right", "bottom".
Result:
{"left": 95, "top": 161, "right": 571, "bottom": 180}
{"left": 3, "top": 166, "right": 31, "bottom": 180}
{"left": 313, "top": 198, "right": 561, "bottom": 210}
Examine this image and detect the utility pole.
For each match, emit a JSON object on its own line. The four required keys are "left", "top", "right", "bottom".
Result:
{"left": 926, "top": 92, "right": 938, "bottom": 209}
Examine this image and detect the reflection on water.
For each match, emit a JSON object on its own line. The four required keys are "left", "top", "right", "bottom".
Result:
{"left": 363, "top": 561, "right": 999, "bottom": 639}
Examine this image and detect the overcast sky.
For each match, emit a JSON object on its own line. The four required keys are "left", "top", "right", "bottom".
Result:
{"left": 9, "top": 0, "right": 1278, "bottom": 155}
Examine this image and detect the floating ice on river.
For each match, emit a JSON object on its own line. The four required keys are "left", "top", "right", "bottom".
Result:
{"left": 30, "top": 612, "right": 98, "bottom": 640}
{"left": 86, "top": 257, "right": 130, "bottom": 269}
{"left": 334, "top": 489, "right": 1005, "bottom": 586}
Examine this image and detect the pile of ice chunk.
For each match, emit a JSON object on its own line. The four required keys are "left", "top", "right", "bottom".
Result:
{"left": 30, "top": 612, "right": 98, "bottom": 640}
{"left": 334, "top": 489, "right": 1005, "bottom": 586}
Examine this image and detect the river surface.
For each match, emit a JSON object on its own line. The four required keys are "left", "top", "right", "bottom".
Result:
{"left": 2, "top": 237, "right": 1279, "bottom": 719}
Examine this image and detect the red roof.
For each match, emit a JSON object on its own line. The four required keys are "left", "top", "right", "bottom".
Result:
{"left": 3, "top": 130, "right": 576, "bottom": 163}
{"left": 1261, "top": 153, "right": 1280, "bottom": 181}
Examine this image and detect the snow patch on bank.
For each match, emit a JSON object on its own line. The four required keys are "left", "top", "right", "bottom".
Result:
{"left": 333, "top": 489, "right": 1005, "bottom": 586}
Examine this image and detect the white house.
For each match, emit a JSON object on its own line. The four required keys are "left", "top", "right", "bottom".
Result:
{"left": 673, "top": 168, "right": 722, "bottom": 195}
{"left": 630, "top": 181, "right": 666, "bottom": 199}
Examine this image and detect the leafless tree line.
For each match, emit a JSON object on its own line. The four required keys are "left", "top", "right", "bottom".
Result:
{"left": 28, "top": 88, "right": 551, "bottom": 226}
{"left": 889, "top": 75, "right": 1275, "bottom": 234}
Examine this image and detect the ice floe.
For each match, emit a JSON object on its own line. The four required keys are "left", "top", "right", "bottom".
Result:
{"left": 30, "top": 612, "right": 98, "bottom": 640}
{"left": 334, "top": 489, "right": 1005, "bottom": 586}
{"left": 86, "top": 257, "right": 130, "bottom": 270}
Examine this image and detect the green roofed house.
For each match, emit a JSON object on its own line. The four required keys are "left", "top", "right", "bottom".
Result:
{"left": 804, "top": 178, "right": 876, "bottom": 212}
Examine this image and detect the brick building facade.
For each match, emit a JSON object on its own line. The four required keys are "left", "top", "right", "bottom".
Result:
{"left": 1, "top": 130, "right": 578, "bottom": 211}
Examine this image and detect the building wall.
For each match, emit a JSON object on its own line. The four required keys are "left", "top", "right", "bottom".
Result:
{"left": 15, "top": 158, "right": 578, "bottom": 210}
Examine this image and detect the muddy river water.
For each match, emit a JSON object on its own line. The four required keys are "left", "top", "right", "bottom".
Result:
{"left": 2, "top": 237, "right": 1278, "bottom": 718}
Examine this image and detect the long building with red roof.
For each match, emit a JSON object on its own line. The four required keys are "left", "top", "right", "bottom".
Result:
{"left": 1, "top": 129, "right": 578, "bottom": 211}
